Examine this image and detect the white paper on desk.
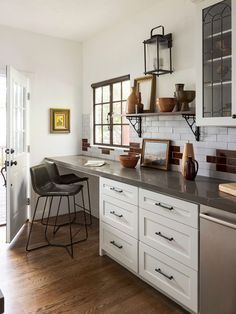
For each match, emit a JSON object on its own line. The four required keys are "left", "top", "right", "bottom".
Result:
{"left": 84, "top": 160, "right": 106, "bottom": 167}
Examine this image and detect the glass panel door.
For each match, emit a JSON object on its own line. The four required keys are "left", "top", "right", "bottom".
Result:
{"left": 203, "top": 0, "right": 232, "bottom": 118}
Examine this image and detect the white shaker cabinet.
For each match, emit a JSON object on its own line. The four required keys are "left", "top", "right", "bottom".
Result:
{"left": 99, "top": 177, "right": 199, "bottom": 313}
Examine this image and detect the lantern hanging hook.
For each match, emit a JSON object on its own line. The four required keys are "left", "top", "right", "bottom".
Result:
{"left": 151, "top": 25, "right": 165, "bottom": 38}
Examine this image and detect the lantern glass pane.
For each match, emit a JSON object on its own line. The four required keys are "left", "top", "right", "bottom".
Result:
{"left": 146, "top": 41, "right": 157, "bottom": 73}
{"left": 159, "top": 42, "right": 170, "bottom": 71}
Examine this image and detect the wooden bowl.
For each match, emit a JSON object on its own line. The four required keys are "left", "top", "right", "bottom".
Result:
{"left": 119, "top": 154, "right": 140, "bottom": 168}
{"left": 156, "top": 97, "right": 176, "bottom": 112}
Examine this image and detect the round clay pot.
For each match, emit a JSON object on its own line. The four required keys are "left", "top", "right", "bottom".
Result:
{"left": 119, "top": 154, "right": 140, "bottom": 168}
{"left": 156, "top": 97, "right": 176, "bottom": 112}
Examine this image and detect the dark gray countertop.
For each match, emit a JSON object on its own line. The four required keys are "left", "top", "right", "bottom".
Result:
{"left": 45, "top": 155, "right": 236, "bottom": 214}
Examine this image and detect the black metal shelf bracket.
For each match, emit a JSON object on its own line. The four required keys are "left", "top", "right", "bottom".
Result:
{"left": 127, "top": 116, "right": 142, "bottom": 138}
{"left": 126, "top": 114, "right": 200, "bottom": 141}
{"left": 182, "top": 114, "right": 200, "bottom": 141}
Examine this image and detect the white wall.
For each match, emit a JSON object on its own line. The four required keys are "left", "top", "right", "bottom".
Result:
{"left": 82, "top": 0, "right": 196, "bottom": 115}
{"left": 0, "top": 25, "right": 83, "bottom": 165}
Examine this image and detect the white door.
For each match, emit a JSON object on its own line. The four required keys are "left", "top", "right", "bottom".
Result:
{"left": 6, "top": 66, "right": 30, "bottom": 243}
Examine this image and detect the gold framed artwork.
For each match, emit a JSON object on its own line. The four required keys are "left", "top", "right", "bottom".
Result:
{"left": 50, "top": 108, "right": 70, "bottom": 133}
{"left": 141, "top": 138, "right": 170, "bottom": 170}
{"left": 134, "top": 75, "right": 156, "bottom": 113}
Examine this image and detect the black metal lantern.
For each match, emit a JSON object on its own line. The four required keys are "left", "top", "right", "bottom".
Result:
{"left": 143, "top": 25, "right": 173, "bottom": 76}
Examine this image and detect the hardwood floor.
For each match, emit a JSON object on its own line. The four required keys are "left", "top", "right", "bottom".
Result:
{"left": 0, "top": 215, "right": 187, "bottom": 314}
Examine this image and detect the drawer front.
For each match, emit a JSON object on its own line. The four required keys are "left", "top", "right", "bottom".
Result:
{"left": 101, "top": 223, "right": 138, "bottom": 272}
{"left": 140, "top": 208, "right": 198, "bottom": 270}
{"left": 100, "top": 177, "right": 138, "bottom": 206}
{"left": 101, "top": 195, "right": 138, "bottom": 238}
{"left": 139, "top": 189, "right": 199, "bottom": 228}
{"left": 139, "top": 242, "right": 198, "bottom": 313}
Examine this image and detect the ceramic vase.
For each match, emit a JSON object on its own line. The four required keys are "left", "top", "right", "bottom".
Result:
{"left": 185, "top": 157, "right": 199, "bottom": 181}
{"left": 181, "top": 143, "right": 195, "bottom": 176}
{"left": 137, "top": 92, "right": 144, "bottom": 113}
{"left": 173, "top": 84, "right": 185, "bottom": 112}
{"left": 127, "top": 87, "right": 138, "bottom": 114}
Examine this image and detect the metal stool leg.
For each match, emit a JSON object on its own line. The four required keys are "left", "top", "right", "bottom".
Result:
{"left": 81, "top": 189, "right": 88, "bottom": 239}
{"left": 67, "top": 196, "right": 74, "bottom": 258}
{"left": 86, "top": 180, "right": 92, "bottom": 225}
{"left": 53, "top": 196, "right": 62, "bottom": 234}
{"left": 41, "top": 196, "right": 48, "bottom": 224}
{"left": 26, "top": 196, "right": 50, "bottom": 252}
{"left": 73, "top": 195, "right": 77, "bottom": 219}
{"left": 44, "top": 196, "right": 54, "bottom": 239}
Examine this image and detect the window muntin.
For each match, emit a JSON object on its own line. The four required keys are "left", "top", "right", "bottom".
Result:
{"left": 92, "top": 75, "right": 130, "bottom": 147}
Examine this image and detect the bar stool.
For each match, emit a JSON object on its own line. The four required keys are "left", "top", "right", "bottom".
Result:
{"left": 26, "top": 164, "right": 88, "bottom": 258}
{"left": 45, "top": 160, "right": 92, "bottom": 225}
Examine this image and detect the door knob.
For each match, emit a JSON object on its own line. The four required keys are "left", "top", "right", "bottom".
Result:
{"left": 5, "top": 148, "right": 14, "bottom": 154}
{"left": 10, "top": 161, "right": 17, "bottom": 166}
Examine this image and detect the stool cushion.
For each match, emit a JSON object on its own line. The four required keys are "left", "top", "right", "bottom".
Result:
{"left": 59, "top": 174, "right": 88, "bottom": 184}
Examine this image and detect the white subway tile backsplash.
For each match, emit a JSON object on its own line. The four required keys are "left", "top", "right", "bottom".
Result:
{"left": 82, "top": 113, "right": 236, "bottom": 181}
{"left": 228, "top": 128, "right": 236, "bottom": 135}
{"left": 226, "top": 135, "right": 236, "bottom": 143}
{"left": 227, "top": 142, "right": 236, "bottom": 150}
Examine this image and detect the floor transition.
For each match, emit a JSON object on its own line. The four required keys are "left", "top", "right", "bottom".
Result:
{"left": 0, "top": 215, "right": 187, "bottom": 314}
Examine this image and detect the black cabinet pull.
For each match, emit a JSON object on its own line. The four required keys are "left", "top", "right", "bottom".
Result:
{"left": 11, "top": 161, "right": 17, "bottom": 166}
{"left": 110, "top": 211, "right": 123, "bottom": 218}
{"left": 155, "top": 268, "right": 173, "bottom": 280}
{"left": 110, "top": 240, "right": 123, "bottom": 249}
{"left": 232, "top": 114, "right": 236, "bottom": 119}
{"left": 155, "top": 202, "right": 173, "bottom": 211}
{"left": 155, "top": 231, "right": 174, "bottom": 242}
{"left": 110, "top": 187, "right": 123, "bottom": 193}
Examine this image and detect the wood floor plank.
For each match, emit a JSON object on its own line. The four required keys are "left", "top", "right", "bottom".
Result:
{"left": 0, "top": 215, "right": 188, "bottom": 314}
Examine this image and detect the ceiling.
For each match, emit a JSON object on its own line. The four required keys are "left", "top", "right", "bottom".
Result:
{"left": 0, "top": 0, "right": 157, "bottom": 42}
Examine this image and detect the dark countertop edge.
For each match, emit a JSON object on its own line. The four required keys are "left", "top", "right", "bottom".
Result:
{"left": 45, "top": 156, "right": 231, "bottom": 211}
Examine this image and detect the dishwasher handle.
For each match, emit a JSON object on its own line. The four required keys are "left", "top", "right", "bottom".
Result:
{"left": 200, "top": 213, "right": 236, "bottom": 230}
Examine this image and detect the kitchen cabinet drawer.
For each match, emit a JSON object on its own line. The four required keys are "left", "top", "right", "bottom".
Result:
{"left": 101, "top": 223, "right": 138, "bottom": 272}
{"left": 140, "top": 208, "right": 198, "bottom": 270}
{"left": 139, "top": 189, "right": 198, "bottom": 228}
{"left": 100, "top": 177, "right": 138, "bottom": 206}
{"left": 100, "top": 195, "right": 138, "bottom": 238}
{"left": 139, "top": 242, "right": 198, "bottom": 313}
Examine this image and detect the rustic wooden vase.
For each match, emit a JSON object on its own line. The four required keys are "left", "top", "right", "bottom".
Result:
{"left": 181, "top": 143, "right": 195, "bottom": 176}
{"left": 127, "top": 87, "right": 138, "bottom": 114}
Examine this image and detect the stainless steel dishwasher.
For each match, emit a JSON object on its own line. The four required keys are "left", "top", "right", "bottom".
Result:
{"left": 200, "top": 205, "right": 236, "bottom": 314}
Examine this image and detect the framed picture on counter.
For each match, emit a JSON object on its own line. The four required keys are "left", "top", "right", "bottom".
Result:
{"left": 50, "top": 108, "right": 70, "bottom": 133}
{"left": 141, "top": 139, "right": 170, "bottom": 170}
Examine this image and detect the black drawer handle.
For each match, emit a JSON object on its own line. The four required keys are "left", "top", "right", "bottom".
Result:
{"left": 110, "top": 240, "right": 123, "bottom": 249}
{"left": 110, "top": 211, "right": 123, "bottom": 218}
{"left": 155, "top": 231, "right": 174, "bottom": 242}
{"left": 110, "top": 187, "right": 123, "bottom": 193}
{"left": 232, "top": 114, "right": 236, "bottom": 119}
{"left": 155, "top": 268, "right": 173, "bottom": 280}
{"left": 155, "top": 202, "right": 173, "bottom": 211}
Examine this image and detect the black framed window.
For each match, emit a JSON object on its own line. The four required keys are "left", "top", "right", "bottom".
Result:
{"left": 92, "top": 75, "right": 130, "bottom": 147}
